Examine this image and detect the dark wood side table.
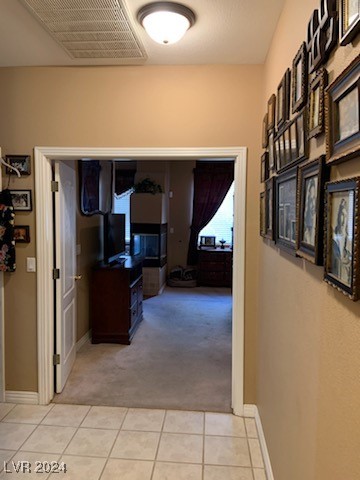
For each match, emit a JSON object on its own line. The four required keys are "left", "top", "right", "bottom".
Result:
{"left": 197, "top": 248, "right": 233, "bottom": 287}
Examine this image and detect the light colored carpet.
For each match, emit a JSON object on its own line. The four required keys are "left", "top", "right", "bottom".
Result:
{"left": 53, "top": 287, "right": 232, "bottom": 412}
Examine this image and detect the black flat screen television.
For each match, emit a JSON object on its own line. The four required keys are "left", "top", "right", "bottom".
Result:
{"left": 103, "top": 213, "right": 126, "bottom": 265}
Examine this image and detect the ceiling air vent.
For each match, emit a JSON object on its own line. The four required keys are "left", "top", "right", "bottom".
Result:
{"left": 20, "top": 0, "right": 147, "bottom": 61}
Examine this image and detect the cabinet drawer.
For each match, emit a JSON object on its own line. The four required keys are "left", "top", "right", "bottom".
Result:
{"left": 199, "top": 261, "right": 224, "bottom": 271}
{"left": 130, "top": 285, "right": 138, "bottom": 306}
{"left": 130, "top": 303, "right": 138, "bottom": 327}
{"left": 137, "top": 280, "right": 143, "bottom": 303}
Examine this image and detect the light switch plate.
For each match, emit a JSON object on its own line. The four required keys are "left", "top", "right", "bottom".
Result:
{"left": 27, "top": 257, "right": 36, "bottom": 273}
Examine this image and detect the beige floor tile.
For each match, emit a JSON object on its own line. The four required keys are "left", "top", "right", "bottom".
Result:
{"left": 205, "top": 413, "right": 246, "bottom": 437}
{"left": 163, "top": 410, "right": 204, "bottom": 434}
{"left": 0, "top": 423, "right": 36, "bottom": 450}
{"left": 21, "top": 425, "right": 76, "bottom": 454}
{"left": 204, "top": 465, "right": 253, "bottom": 480}
{"left": 122, "top": 408, "right": 165, "bottom": 432}
{"left": 65, "top": 428, "right": 117, "bottom": 457}
{"left": 248, "top": 439, "right": 264, "bottom": 468}
{"left": 253, "top": 469, "right": 267, "bottom": 480}
{"left": 81, "top": 406, "right": 127, "bottom": 430}
{"left": 204, "top": 436, "right": 251, "bottom": 467}
{"left": 0, "top": 404, "right": 15, "bottom": 421}
{"left": 3, "top": 405, "right": 54, "bottom": 425}
{"left": 0, "top": 450, "right": 16, "bottom": 472}
{"left": 157, "top": 433, "right": 203, "bottom": 464}
{"left": 100, "top": 459, "right": 153, "bottom": 480}
{"left": 110, "top": 431, "right": 160, "bottom": 460}
{"left": 48, "top": 455, "right": 106, "bottom": 479}
{"left": 244, "top": 418, "right": 258, "bottom": 438}
{"left": 42, "top": 405, "right": 90, "bottom": 427}
{"left": 3, "top": 451, "right": 60, "bottom": 478}
{"left": 153, "top": 462, "right": 202, "bottom": 480}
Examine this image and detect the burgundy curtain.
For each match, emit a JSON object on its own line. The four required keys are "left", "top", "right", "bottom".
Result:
{"left": 114, "top": 166, "right": 136, "bottom": 195}
{"left": 187, "top": 161, "right": 234, "bottom": 265}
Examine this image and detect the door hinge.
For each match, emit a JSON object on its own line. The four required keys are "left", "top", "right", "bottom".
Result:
{"left": 53, "top": 354, "right": 60, "bottom": 365}
{"left": 53, "top": 268, "right": 60, "bottom": 280}
{"left": 51, "top": 181, "right": 59, "bottom": 192}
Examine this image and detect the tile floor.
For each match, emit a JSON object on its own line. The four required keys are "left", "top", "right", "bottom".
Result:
{"left": 0, "top": 403, "right": 266, "bottom": 479}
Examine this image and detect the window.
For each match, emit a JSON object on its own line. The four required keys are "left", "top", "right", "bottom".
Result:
{"left": 199, "top": 182, "right": 234, "bottom": 246}
{"left": 113, "top": 188, "right": 133, "bottom": 243}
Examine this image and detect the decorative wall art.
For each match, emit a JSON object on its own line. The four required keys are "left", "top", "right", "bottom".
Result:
{"left": 268, "top": 131, "right": 276, "bottom": 170}
{"left": 277, "top": 69, "right": 291, "bottom": 128}
{"left": 5, "top": 155, "right": 31, "bottom": 176}
{"left": 14, "top": 226, "right": 30, "bottom": 244}
{"left": 324, "top": 177, "right": 360, "bottom": 301}
{"left": 261, "top": 152, "right": 269, "bottom": 183}
{"left": 276, "top": 167, "right": 298, "bottom": 253}
{"left": 267, "top": 94, "right": 276, "bottom": 131}
{"left": 339, "top": 0, "right": 360, "bottom": 45}
{"left": 296, "top": 156, "right": 328, "bottom": 264}
{"left": 265, "top": 177, "right": 275, "bottom": 240}
{"left": 292, "top": 42, "right": 308, "bottom": 113}
{"left": 325, "top": 54, "right": 360, "bottom": 165}
{"left": 260, "top": 192, "right": 266, "bottom": 237}
{"left": 308, "top": 67, "right": 328, "bottom": 139}
{"left": 10, "top": 190, "right": 32, "bottom": 211}
{"left": 262, "top": 113, "right": 269, "bottom": 148}
{"left": 275, "top": 109, "right": 308, "bottom": 173}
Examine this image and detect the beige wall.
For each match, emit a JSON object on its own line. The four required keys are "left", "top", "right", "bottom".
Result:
{"left": 259, "top": 1, "right": 360, "bottom": 480}
{"left": 0, "top": 65, "right": 264, "bottom": 399}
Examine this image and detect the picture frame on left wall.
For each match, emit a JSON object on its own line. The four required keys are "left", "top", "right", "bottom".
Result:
{"left": 14, "top": 225, "right": 30, "bottom": 243}
{"left": 5, "top": 155, "right": 31, "bottom": 175}
{"left": 10, "top": 190, "right": 32, "bottom": 211}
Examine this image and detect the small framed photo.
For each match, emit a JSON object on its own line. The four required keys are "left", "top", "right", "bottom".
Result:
{"left": 265, "top": 177, "right": 275, "bottom": 240}
{"left": 290, "top": 121, "right": 298, "bottom": 160}
{"left": 340, "top": 0, "right": 360, "bottom": 45}
{"left": 308, "top": 68, "right": 328, "bottom": 139}
{"left": 5, "top": 155, "right": 31, "bottom": 175}
{"left": 277, "top": 69, "right": 290, "bottom": 128}
{"left": 267, "top": 94, "right": 276, "bottom": 131}
{"left": 268, "top": 131, "right": 276, "bottom": 170}
{"left": 324, "top": 177, "right": 360, "bottom": 301}
{"left": 284, "top": 128, "right": 291, "bottom": 165}
{"left": 261, "top": 152, "right": 269, "bottom": 183}
{"left": 325, "top": 55, "right": 360, "bottom": 165}
{"left": 199, "top": 236, "right": 216, "bottom": 248}
{"left": 276, "top": 166, "right": 298, "bottom": 254}
{"left": 292, "top": 42, "right": 308, "bottom": 114}
{"left": 10, "top": 190, "right": 32, "bottom": 211}
{"left": 262, "top": 113, "right": 269, "bottom": 148}
{"left": 14, "top": 226, "right": 30, "bottom": 243}
{"left": 296, "top": 109, "right": 308, "bottom": 161}
{"left": 277, "top": 135, "right": 285, "bottom": 171}
{"left": 296, "top": 156, "right": 328, "bottom": 264}
{"left": 260, "top": 191, "right": 266, "bottom": 238}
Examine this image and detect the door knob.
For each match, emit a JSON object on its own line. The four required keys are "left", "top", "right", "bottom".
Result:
{"left": 74, "top": 275, "right": 82, "bottom": 281}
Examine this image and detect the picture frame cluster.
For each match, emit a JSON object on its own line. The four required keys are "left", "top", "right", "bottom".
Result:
{"left": 260, "top": 0, "right": 360, "bottom": 301}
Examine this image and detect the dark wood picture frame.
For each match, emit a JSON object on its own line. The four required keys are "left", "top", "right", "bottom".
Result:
{"left": 5, "top": 155, "right": 31, "bottom": 176}
{"left": 277, "top": 69, "right": 290, "bottom": 128}
{"left": 265, "top": 177, "right": 275, "bottom": 240}
{"left": 14, "top": 225, "right": 30, "bottom": 244}
{"left": 199, "top": 236, "right": 216, "bottom": 248}
{"left": 262, "top": 113, "right": 269, "bottom": 148}
{"left": 261, "top": 152, "right": 269, "bottom": 183}
{"left": 292, "top": 42, "right": 308, "bottom": 113}
{"left": 10, "top": 190, "right": 32, "bottom": 211}
{"left": 268, "top": 131, "right": 276, "bottom": 171}
{"left": 324, "top": 177, "right": 360, "bottom": 301}
{"left": 296, "top": 156, "right": 328, "bottom": 264}
{"left": 340, "top": 0, "right": 360, "bottom": 45}
{"left": 325, "top": 54, "right": 360, "bottom": 165}
{"left": 308, "top": 67, "right": 328, "bottom": 139}
{"left": 267, "top": 94, "right": 276, "bottom": 131}
{"left": 275, "top": 166, "right": 298, "bottom": 255}
{"left": 275, "top": 109, "right": 308, "bottom": 173}
{"left": 260, "top": 191, "right": 266, "bottom": 238}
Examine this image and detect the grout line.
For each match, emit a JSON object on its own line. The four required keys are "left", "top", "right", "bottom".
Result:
{"left": 149, "top": 409, "right": 167, "bottom": 479}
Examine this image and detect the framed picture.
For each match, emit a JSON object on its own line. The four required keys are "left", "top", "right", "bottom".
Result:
{"left": 276, "top": 167, "right": 298, "bottom": 254}
{"left": 260, "top": 192, "right": 266, "bottom": 237}
{"left": 14, "top": 226, "right": 30, "bottom": 244}
{"left": 261, "top": 152, "right": 269, "bottom": 183}
{"left": 267, "top": 94, "right": 276, "bottom": 131}
{"left": 324, "top": 177, "right": 360, "bottom": 301}
{"left": 296, "top": 156, "right": 328, "bottom": 264}
{"left": 265, "top": 177, "right": 275, "bottom": 240}
{"left": 290, "top": 121, "right": 298, "bottom": 160}
{"left": 308, "top": 68, "right": 328, "bottom": 139}
{"left": 5, "top": 155, "right": 31, "bottom": 175}
{"left": 296, "top": 108, "right": 308, "bottom": 162}
{"left": 325, "top": 54, "right": 360, "bottom": 165}
{"left": 277, "top": 69, "right": 290, "bottom": 128}
{"left": 268, "top": 131, "right": 276, "bottom": 170}
{"left": 10, "top": 190, "right": 32, "bottom": 211}
{"left": 262, "top": 113, "right": 269, "bottom": 148}
{"left": 199, "top": 236, "right": 216, "bottom": 248}
{"left": 292, "top": 42, "right": 308, "bottom": 113}
{"left": 277, "top": 134, "right": 285, "bottom": 171}
{"left": 284, "top": 128, "right": 291, "bottom": 165}
{"left": 340, "top": 0, "right": 360, "bottom": 45}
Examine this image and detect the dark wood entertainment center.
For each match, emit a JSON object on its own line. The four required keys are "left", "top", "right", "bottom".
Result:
{"left": 90, "top": 256, "right": 143, "bottom": 344}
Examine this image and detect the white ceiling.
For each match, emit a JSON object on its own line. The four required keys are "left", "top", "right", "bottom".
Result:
{"left": 0, "top": 0, "right": 285, "bottom": 66}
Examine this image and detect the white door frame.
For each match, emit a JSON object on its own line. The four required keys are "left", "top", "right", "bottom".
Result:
{"left": 35, "top": 146, "right": 247, "bottom": 415}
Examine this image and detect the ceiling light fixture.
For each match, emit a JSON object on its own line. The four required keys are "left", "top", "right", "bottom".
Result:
{"left": 137, "top": 2, "right": 195, "bottom": 45}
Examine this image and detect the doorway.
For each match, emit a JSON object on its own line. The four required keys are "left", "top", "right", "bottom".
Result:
{"left": 35, "top": 147, "right": 247, "bottom": 416}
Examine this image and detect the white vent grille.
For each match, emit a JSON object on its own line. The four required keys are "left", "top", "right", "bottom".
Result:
{"left": 20, "top": 0, "right": 147, "bottom": 61}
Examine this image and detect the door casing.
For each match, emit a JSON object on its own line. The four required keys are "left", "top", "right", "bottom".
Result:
{"left": 34, "top": 146, "right": 247, "bottom": 415}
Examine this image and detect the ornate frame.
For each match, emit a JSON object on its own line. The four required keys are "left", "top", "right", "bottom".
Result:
{"left": 261, "top": 152, "right": 269, "bottom": 183}
{"left": 260, "top": 191, "right": 266, "bottom": 237}
{"left": 275, "top": 166, "right": 298, "bottom": 255}
{"left": 340, "top": 0, "right": 360, "bottom": 45}
{"left": 277, "top": 69, "right": 290, "bottom": 128}
{"left": 267, "top": 94, "right": 276, "bottom": 131}
{"left": 292, "top": 42, "right": 308, "bottom": 113}
{"left": 262, "top": 113, "right": 269, "bottom": 148}
{"left": 265, "top": 177, "right": 275, "bottom": 240}
{"left": 324, "top": 177, "right": 360, "bottom": 301}
{"left": 308, "top": 68, "right": 328, "bottom": 139}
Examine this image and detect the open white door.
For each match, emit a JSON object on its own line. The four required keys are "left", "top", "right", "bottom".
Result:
{"left": 54, "top": 161, "right": 77, "bottom": 393}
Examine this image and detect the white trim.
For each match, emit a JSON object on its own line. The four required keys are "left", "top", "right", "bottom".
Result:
{"left": 5, "top": 391, "right": 39, "bottom": 404}
{"left": 243, "top": 404, "right": 257, "bottom": 417}
{"left": 76, "top": 330, "right": 91, "bottom": 352}
{"left": 0, "top": 147, "right": 5, "bottom": 402}
{"left": 35, "top": 147, "right": 247, "bottom": 411}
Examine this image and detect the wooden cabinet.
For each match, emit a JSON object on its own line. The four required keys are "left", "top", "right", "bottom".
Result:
{"left": 91, "top": 256, "right": 143, "bottom": 345}
{"left": 198, "top": 248, "right": 232, "bottom": 287}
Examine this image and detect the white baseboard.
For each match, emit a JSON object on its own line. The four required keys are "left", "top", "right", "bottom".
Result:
{"left": 76, "top": 329, "right": 91, "bottom": 352}
{"left": 5, "top": 391, "right": 39, "bottom": 404}
{"left": 247, "top": 404, "right": 274, "bottom": 480}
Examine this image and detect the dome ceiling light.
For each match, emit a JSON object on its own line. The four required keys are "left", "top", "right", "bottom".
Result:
{"left": 137, "top": 2, "right": 196, "bottom": 45}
